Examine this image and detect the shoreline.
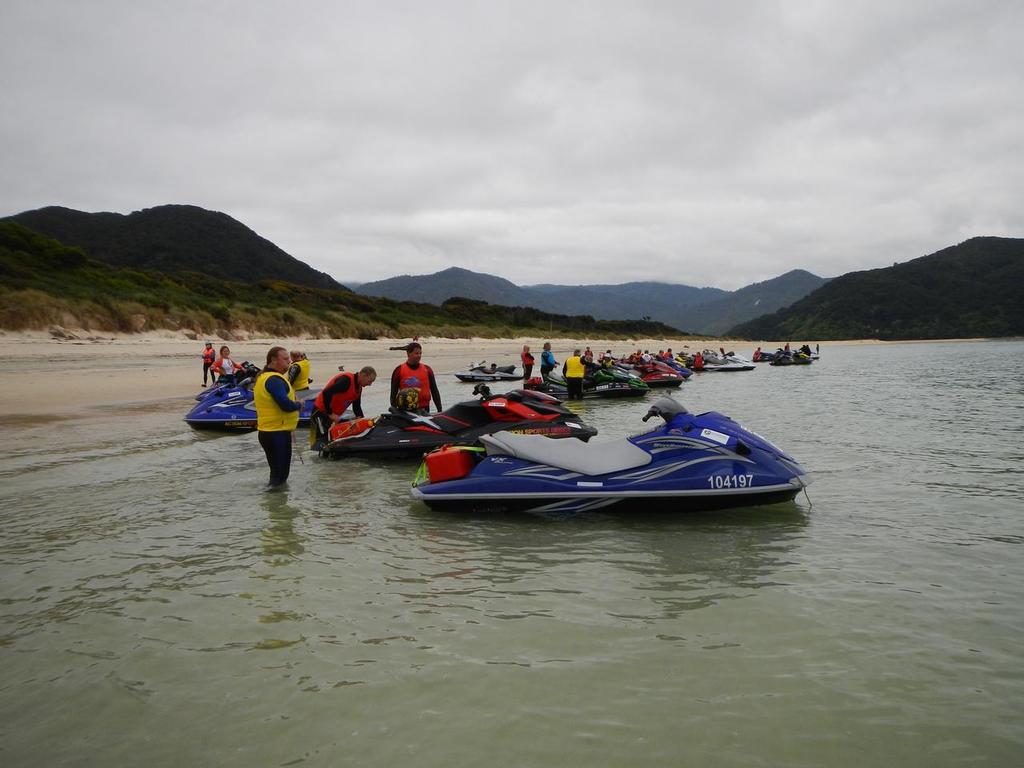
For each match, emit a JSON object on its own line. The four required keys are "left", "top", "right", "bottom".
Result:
{"left": 0, "top": 330, "right": 1010, "bottom": 418}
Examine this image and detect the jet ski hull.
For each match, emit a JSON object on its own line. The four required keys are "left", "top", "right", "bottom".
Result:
{"left": 185, "top": 387, "right": 320, "bottom": 431}
{"left": 322, "top": 419, "right": 595, "bottom": 460}
{"left": 455, "top": 372, "right": 522, "bottom": 382}
{"left": 412, "top": 401, "right": 809, "bottom": 514}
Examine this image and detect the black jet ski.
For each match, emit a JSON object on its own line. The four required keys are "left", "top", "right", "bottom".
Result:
{"left": 320, "top": 384, "right": 597, "bottom": 460}
{"left": 455, "top": 362, "right": 521, "bottom": 382}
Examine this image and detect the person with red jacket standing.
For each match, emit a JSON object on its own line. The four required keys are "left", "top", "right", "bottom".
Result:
{"left": 309, "top": 366, "right": 376, "bottom": 450}
{"left": 521, "top": 345, "right": 535, "bottom": 380}
{"left": 201, "top": 342, "right": 216, "bottom": 387}
{"left": 390, "top": 342, "right": 442, "bottom": 412}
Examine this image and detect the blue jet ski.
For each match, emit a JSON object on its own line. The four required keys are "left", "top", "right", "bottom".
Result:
{"left": 185, "top": 380, "right": 321, "bottom": 431}
{"left": 411, "top": 397, "right": 810, "bottom": 514}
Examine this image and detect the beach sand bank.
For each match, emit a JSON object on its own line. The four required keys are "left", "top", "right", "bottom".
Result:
{"left": 0, "top": 329, "right": 930, "bottom": 417}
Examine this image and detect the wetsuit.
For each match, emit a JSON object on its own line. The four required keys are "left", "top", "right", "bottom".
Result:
{"left": 390, "top": 362, "right": 442, "bottom": 411}
{"left": 540, "top": 349, "right": 557, "bottom": 378}
{"left": 255, "top": 372, "right": 300, "bottom": 487}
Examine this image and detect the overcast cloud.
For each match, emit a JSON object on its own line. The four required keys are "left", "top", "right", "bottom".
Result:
{"left": 2, "top": 1, "right": 1021, "bottom": 289}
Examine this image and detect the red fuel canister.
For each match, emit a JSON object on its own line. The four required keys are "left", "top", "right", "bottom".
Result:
{"left": 425, "top": 446, "right": 477, "bottom": 483}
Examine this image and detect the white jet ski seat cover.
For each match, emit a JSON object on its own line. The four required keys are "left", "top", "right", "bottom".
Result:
{"left": 481, "top": 432, "right": 652, "bottom": 476}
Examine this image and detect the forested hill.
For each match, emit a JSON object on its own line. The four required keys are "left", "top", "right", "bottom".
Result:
{"left": 728, "top": 237, "right": 1024, "bottom": 340}
{"left": 3, "top": 204, "right": 344, "bottom": 291}
{"left": 672, "top": 269, "right": 829, "bottom": 336}
{"left": 0, "top": 222, "right": 683, "bottom": 340}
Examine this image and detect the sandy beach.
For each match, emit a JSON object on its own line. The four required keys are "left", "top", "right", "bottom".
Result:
{"left": 0, "top": 329, "right": 961, "bottom": 418}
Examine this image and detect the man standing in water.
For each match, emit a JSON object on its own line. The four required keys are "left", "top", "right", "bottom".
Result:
{"left": 201, "top": 341, "right": 216, "bottom": 387}
{"left": 563, "top": 348, "right": 585, "bottom": 400}
{"left": 540, "top": 342, "right": 557, "bottom": 379}
{"left": 254, "top": 346, "right": 301, "bottom": 488}
{"left": 287, "top": 350, "right": 312, "bottom": 393}
{"left": 521, "top": 344, "right": 535, "bottom": 380}
{"left": 390, "top": 342, "right": 442, "bottom": 412}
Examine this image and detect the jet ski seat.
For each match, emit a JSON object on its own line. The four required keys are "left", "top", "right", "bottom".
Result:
{"left": 480, "top": 432, "right": 652, "bottom": 476}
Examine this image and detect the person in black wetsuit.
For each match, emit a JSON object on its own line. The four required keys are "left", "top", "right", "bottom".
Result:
{"left": 254, "top": 346, "right": 302, "bottom": 489}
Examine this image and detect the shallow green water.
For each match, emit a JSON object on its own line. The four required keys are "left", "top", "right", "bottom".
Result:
{"left": 2, "top": 342, "right": 1022, "bottom": 767}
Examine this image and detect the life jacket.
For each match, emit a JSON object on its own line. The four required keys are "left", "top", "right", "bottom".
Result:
{"left": 521, "top": 350, "right": 535, "bottom": 366}
{"left": 314, "top": 371, "right": 360, "bottom": 415}
{"left": 564, "top": 355, "right": 585, "bottom": 378}
{"left": 693, "top": 354, "right": 704, "bottom": 371}
{"left": 213, "top": 357, "right": 238, "bottom": 376}
{"left": 254, "top": 372, "right": 299, "bottom": 432}
{"left": 395, "top": 362, "right": 433, "bottom": 409}
{"left": 291, "top": 359, "right": 311, "bottom": 391}
{"left": 202, "top": 347, "right": 216, "bottom": 364}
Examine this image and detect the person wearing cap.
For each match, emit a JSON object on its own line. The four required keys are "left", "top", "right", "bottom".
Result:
{"left": 563, "top": 348, "right": 585, "bottom": 400}
{"left": 201, "top": 341, "right": 216, "bottom": 387}
{"left": 287, "top": 350, "right": 312, "bottom": 393}
{"left": 390, "top": 342, "right": 442, "bottom": 412}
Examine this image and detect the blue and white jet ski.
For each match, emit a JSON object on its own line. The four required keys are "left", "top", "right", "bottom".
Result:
{"left": 411, "top": 397, "right": 810, "bottom": 513}
{"left": 185, "top": 381, "right": 321, "bottom": 431}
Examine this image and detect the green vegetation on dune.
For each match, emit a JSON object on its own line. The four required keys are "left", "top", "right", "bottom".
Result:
{"left": 728, "top": 237, "right": 1024, "bottom": 340}
{"left": 0, "top": 222, "right": 684, "bottom": 340}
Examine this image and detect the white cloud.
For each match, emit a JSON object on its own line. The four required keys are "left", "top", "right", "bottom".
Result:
{"left": 2, "top": 0, "right": 1022, "bottom": 289}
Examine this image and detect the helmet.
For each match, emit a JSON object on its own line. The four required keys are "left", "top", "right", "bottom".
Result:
{"left": 396, "top": 387, "right": 422, "bottom": 411}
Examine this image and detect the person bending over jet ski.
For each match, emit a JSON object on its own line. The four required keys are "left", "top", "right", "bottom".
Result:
{"left": 390, "top": 342, "right": 442, "bottom": 412}
{"left": 310, "top": 366, "right": 376, "bottom": 451}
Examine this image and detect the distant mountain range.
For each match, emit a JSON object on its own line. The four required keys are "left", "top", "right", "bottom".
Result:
{"left": 728, "top": 237, "right": 1024, "bottom": 340}
{"left": 357, "top": 267, "right": 828, "bottom": 335}
{"left": 3, "top": 204, "right": 344, "bottom": 291}
{"left": 6, "top": 202, "right": 1019, "bottom": 341}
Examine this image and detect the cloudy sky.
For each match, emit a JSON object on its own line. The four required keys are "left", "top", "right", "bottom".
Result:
{"left": 2, "top": 1, "right": 1021, "bottom": 289}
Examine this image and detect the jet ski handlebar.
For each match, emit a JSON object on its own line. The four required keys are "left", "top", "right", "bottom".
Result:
{"left": 642, "top": 397, "right": 689, "bottom": 422}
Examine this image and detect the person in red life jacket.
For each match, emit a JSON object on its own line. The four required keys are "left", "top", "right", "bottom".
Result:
{"left": 753, "top": 346, "right": 762, "bottom": 362}
{"left": 521, "top": 345, "right": 535, "bottom": 380}
{"left": 201, "top": 341, "right": 216, "bottom": 387}
{"left": 310, "top": 366, "right": 376, "bottom": 450}
{"left": 692, "top": 351, "right": 704, "bottom": 371}
{"left": 390, "top": 342, "right": 442, "bottom": 412}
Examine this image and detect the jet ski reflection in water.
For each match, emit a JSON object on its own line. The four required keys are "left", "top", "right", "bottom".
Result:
{"left": 412, "top": 397, "right": 810, "bottom": 514}
{"left": 320, "top": 384, "right": 597, "bottom": 460}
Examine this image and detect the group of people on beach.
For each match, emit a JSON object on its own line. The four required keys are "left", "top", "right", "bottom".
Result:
{"left": 199, "top": 341, "right": 441, "bottom": 489}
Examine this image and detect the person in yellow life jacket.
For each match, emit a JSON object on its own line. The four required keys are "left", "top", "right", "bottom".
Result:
{"left": 310, "top": 366, "right": 376, "bottom": 451}
{"left": 254, "top": 346, "right": 301, "bottom": 488}
{"left": 201, "top": 342, "right": 216, "bottom": 387}
{"left": 390, "top": 342, "right": 442, "bottom": 412}
{"left": 563, "top": 348, "right": 585, "bottom": 400}
{"left": 287, "top": 350, "right": 312, "bottom": 392}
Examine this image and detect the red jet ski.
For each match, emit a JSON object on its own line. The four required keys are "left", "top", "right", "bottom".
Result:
{"left": 630, "top": 361, "right": 685, "bottom": 388}
{"left": 320, "top": 385, "right": 597, "bottom": 460}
